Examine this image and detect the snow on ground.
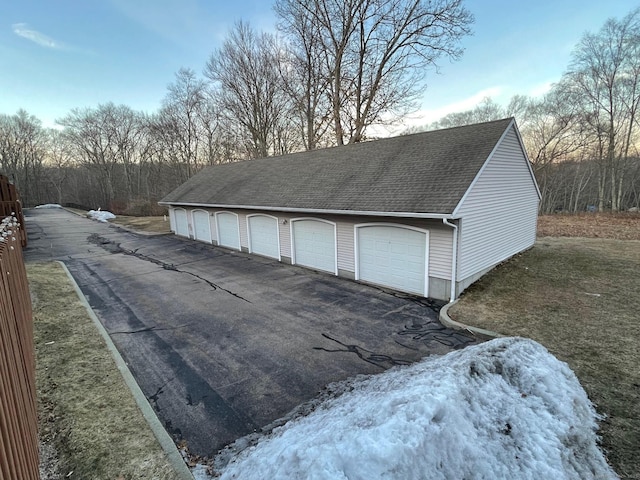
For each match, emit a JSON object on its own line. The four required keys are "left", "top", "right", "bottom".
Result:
{"left": 216, "top": 337, "right": 617, "bottom": 480}
{"left": 87, "top": 209, "right": 116, "bottom": 222}
{"left": 34, "top": 203, "right": 62, "bottom": 209}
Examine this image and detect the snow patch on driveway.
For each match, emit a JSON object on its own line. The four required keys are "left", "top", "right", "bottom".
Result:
{"left": 87, "top": 209, "right": 116, "bottom": 222}
{"left": 34, "top": 203, "right": 62, "bottom": 209}
{"left": 216, "top": 337, "right": 616, "bottom": 480}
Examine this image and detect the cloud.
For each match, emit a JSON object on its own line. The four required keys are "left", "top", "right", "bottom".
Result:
{"left": 415, "top": 86, "right": 504, "bottom": 124}
{"left": 528, "top": 81, "right": 553, "bottom": 98}
{"left": 370, "top": 86, "right": 504, "bottom": 136}
{"left": 12, "top": 23, "right": 64, "bottom": 49}
{"left": 369, "top": 87, "right": 505, "bottom": 137}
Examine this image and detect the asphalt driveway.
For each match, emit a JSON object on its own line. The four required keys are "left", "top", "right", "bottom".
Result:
{"left": 24, "top": 208, "right": 476, "bottom": 457}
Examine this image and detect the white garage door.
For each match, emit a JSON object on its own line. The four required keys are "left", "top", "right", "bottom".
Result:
{"left": 192, "top": 210, "right": 212, "bottom": 243}
{"left": 292, "top": 219, "right": 336, "bottom": 274}
{"left": 174, "top": 209, "right": 189, "bottom": 237}
{"left": 248, "top": 215, "right": 280, "bottom": 259}
{"left": 216, "top": 212, "right": 240, "bottom": 250}
{"left": 357, "top": 225, "right": 428, "bottom": 296}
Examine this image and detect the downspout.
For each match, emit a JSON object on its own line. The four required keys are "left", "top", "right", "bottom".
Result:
{"left": 442, "top": 218, "right": 458, "bottom": 303}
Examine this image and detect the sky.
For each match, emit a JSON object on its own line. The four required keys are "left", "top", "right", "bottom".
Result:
{"left": 1, "top": 0, "right": 639, "bottom": 130}
{"left": 209, "top": 338, "right": 615, "bottom": 479}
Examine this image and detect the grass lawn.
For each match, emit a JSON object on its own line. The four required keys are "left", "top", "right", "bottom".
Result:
{"left": 29, "top": 262, "right": 179, "bottom": 480}
{"left": 62, "top": 207, "right": 172, "bottom": 234}
{"left": 108, "top": 215, "right": 172, "bottom": 234}
{"left": 449, "top": 215, "right": 640, "bottom": 479}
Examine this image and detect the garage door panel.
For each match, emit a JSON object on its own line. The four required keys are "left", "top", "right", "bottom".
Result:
{"left": 358, "top": 225, "right": 427, "bottom": 296}
{"left": 217, "top": 213, "right": 240, "bottom": 250}
{"left": 175, "top": 209, "right": 189, "bottom": 237}
{"left": 248, "top": 216, "right": 279, "bottom": 259}
{"left": 192, "top": 211, "right": 211, "bottom": 243}
{"left": 390, "top": 243, "right": 408, "bottom": 254}
{"left": 293, "top": 220, "right": 336, "bottom": 274}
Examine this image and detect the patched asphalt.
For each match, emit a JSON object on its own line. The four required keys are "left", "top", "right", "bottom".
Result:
{"left": 24, "top": 208, "right": 478, "bottom": 457}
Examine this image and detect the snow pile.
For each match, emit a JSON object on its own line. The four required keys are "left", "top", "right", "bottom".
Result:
{"left": 0, "top": 215, "right": 19, "bottom": 243}
{"left": 87, "top": 209, "right": 116, "bottom": 222}
{"left": 218, "top": 338, "right": 617, "bottom": 480}
{"left": 34, "top": 203, "right": 62, "bottom": 209}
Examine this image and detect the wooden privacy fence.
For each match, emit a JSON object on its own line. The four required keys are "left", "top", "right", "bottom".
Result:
{"left": 0, "top": 174, "right": 27, "bottom": 248}
{"left": 0, "top": 216, "right": 39, "bottom": 480}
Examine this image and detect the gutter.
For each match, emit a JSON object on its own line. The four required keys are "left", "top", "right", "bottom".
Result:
{"left": 157, "top": 201, "right": 454, "bottom": 221}
{"left": 442, "top": 218, "right": 459, "bottom": 303}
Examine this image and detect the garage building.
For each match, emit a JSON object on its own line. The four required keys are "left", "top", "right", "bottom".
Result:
{"left": 159, "top": 118, "right": 540, "bottom": 302}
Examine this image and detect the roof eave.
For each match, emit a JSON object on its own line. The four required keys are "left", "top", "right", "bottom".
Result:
{"left": 157, "top": 201, "right": 457, "bottom": 220}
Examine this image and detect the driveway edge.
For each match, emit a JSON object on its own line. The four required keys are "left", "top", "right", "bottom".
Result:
{"left": 57, "top": 261, "right": 194, "bottom": 480}
{"left": 439, "top": 300, "right": 503, "bottom": 339}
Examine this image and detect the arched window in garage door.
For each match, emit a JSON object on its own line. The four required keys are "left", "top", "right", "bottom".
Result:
{"left": 355, "top": 224, "right": 429, "bottom": 297}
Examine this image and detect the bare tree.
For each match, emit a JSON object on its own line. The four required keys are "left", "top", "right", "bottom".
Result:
{"left": 197, "top": 89, "right": 224, "bottom": 165}
{"left": 0, "top": 110, "right": 48, "bottom": 206}
{"left": 205, "top": 22, "right": 295, "bottom": 158}
{"left": 562, "top": 8, "right": 640, "bottom": 211}
{"left": 155, "top": 68, "right": 211, "bottom": 179}
{"left": 45, "top": 129, "right": 74, "bottom": 204}
{"left": 275, "top": 3, "right": 333, "bottom": 150}
{"left": 275, "top": 0, "right": 473, "bottom": 145}
{"left": 516, "top": 89, "right": 589, "bottom": 171}
{"left": 57, "top": 103, "right": 146, "bottom": 208}
{"left": 424, "top": 97, "right": 506, "bottom": 131}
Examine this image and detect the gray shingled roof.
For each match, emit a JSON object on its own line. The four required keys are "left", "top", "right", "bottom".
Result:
{"left": 160, "top": 118, "right": 515, "bottom": 215}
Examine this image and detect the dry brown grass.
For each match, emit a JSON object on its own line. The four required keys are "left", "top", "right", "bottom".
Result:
{"left": 538, "top": 212, "right": 640, "bottom": 240}
{"left": 62, "top": 207, "right": 172, "bottom": 234}
{"left": 29, "top": 262, "right": 179, "bottom": 480}
{"left": 109, "top": 215, "right": 172, "bottom": 234}
{"left": 449, "top": 237, "right": 640, "bottom": 479}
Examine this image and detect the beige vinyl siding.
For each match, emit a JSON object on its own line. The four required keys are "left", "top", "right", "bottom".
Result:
{"left": 336, "top": 220, "right": 356, "bottom": 272}
{"left": 185, "top": 208, "right": 193, "bottom": 237}
{"left": 168, "top": 207, "right": 176, "bottom": 233}
{"left": 209, "top": 211, "right": 218, "bottom": 244}
{"left": 455, "top": 125, "right": 539, "bottom": 281}
{"left": 279, "top": 216, "right": 292, "bottom": 258}
{"left": 238, "top": 212, "right": 249, "bottom": 249}
{"left": 429, "top": 226, "right": 454, "bottom": 280}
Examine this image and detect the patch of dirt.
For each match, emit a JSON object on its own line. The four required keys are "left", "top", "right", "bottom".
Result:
{"left": 39, "top": 438, "right": 62, "bottom": 480}
{"left": 537, "top": 213, "right": 640, "bottom": 240}
{"left": 109, "top": 215, "right": 172, "bottom": 234}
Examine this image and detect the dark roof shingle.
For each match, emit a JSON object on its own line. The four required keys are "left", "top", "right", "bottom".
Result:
{"left": 160, "top": 118, "right": 514, "bottom": 215}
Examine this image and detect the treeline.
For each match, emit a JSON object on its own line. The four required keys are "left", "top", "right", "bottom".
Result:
{"left": 1, "top": 2, "right": 639, "bottom": 214}
{"left": 413, "top": 8, "right": 640, "bottom": 213}
{"left": 1, "top": 0, "right": 474, "bottom": 211}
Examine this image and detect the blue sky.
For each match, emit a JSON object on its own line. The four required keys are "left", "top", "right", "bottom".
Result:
{"left": 1, "top": 0, "right": 638, "bottom": 129}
